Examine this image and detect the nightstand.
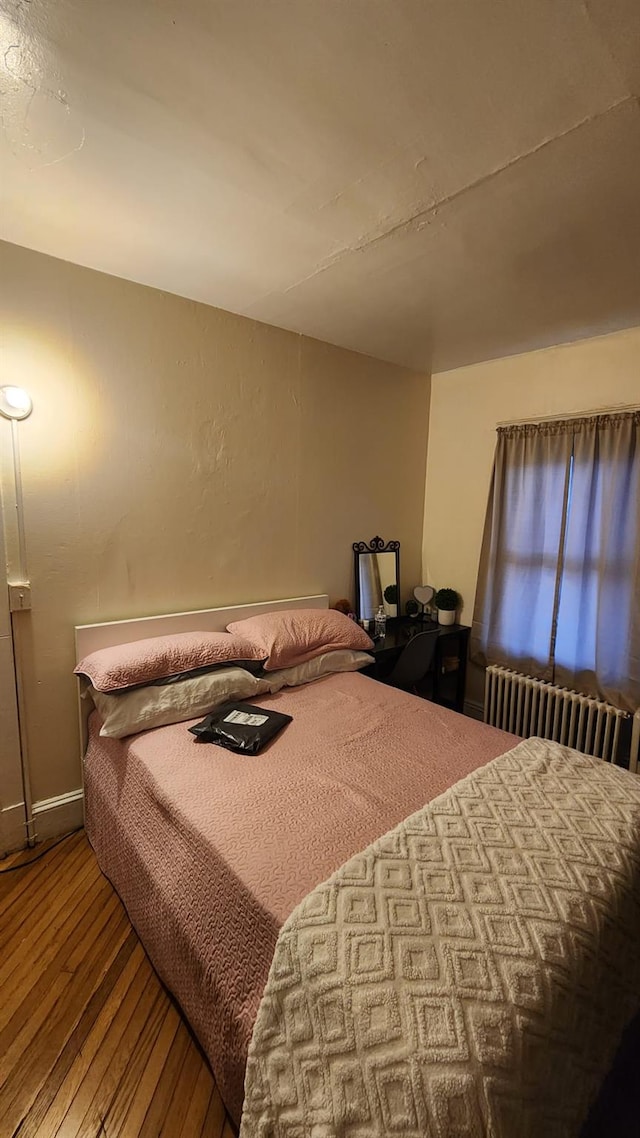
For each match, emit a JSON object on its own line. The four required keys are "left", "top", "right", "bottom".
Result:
{"left": 363, "top": 620, "right": 470, "bottom": 713}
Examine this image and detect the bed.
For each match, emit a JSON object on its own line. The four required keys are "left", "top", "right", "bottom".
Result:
{"left": 77, "top": 597, "right": 640, "bottom": 1135}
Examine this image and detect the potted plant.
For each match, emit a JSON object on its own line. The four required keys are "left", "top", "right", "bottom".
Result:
{"left": 383, "top": 583, "right": 398, "bottom": 618}
{"left": 434, "top": 587, "right": 459, "bottom": 626}
{"left": 405, "top": 598, "right": 420, "bottom": 619}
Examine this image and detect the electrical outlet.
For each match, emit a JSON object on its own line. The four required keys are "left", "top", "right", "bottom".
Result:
{"left": 8, "top": 583, "right": 32, "bottom": 612}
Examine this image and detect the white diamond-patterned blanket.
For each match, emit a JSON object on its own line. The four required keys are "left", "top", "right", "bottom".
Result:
{"left": 240, "top": 738, "right": 640, "bottom": 1137}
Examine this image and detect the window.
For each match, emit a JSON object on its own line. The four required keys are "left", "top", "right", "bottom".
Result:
{"left": 471, "top": 411, "right": 640, "bottom": 712}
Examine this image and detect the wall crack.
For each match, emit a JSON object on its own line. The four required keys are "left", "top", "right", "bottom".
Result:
{"left": 277, "top": 95, "right": 636, "bottom": 298}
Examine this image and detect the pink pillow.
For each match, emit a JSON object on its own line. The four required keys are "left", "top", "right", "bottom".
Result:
{"left": 75, "top": 631, "right": 266, "bottom": 692}
{"left": 226, "top": 608, "right": 374, "bottom": 672}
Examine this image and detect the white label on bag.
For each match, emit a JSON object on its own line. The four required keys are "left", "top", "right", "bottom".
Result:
{"left": 224, "top": 710, "right": 269, "bottom": 727}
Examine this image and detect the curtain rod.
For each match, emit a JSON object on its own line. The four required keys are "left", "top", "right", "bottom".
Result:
{"left": 497, "top": 402, "right": 640, "bottom": 428}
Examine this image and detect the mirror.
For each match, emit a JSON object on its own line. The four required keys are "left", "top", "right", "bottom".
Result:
{"left": 353, "top": 537, "right": 401, "bottom": 621}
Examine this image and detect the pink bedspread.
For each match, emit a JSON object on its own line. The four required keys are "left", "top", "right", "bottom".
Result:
{"left": 84, "top": 672, "right": 515, "bottom": 1123}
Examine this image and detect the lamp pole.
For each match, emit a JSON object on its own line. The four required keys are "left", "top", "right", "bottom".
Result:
{"left": 1, "top": 386, "right": 35, "bottom": 846}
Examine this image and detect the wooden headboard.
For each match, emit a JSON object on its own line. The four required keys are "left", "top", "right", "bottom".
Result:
{"left": 75, "top": 593, "right": 329, "bottom": 758}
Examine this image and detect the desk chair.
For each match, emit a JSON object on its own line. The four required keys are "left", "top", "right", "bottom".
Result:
{"left": 385, "top": 628, "right": 439, "bottom": 694}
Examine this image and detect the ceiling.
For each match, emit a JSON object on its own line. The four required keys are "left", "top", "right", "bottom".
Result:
{"left": 1, "top": 0, "right": 639, "bottom": 373}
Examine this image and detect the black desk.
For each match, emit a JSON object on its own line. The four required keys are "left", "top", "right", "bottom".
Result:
{"left": 363, "top": 620, "right": 470, "bottom": 713}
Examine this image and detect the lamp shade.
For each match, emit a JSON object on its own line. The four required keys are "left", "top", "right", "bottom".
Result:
{"left": 0, "top": 386, "right": 33, "bottom": 421}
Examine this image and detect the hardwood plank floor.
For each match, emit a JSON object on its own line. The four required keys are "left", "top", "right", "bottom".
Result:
{"left": 0, "top": 833, "right": 235, "bottom": 1138}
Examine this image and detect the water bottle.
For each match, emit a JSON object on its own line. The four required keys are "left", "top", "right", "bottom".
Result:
{"left": 374, "top": 604, "right": 387, "bottom": 639}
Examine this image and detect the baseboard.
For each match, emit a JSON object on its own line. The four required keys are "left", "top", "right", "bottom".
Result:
{"left": 32, "top": 788, "right": 84, "bottom": 841}
{"left": 464, "top": 699, "right": 485, "bottom": 722}
{"left": 0, "top": 801, "right": 27, "bottom": 855}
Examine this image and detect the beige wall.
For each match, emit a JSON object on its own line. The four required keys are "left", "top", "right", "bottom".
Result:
{"left": 422, "top": 325, "right": 640, "bottom": 706}
{"left": 0, "top": 240, "right": 430, "bottom": 810}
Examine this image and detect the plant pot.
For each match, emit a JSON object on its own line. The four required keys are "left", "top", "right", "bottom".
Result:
{"left": 437, "top": 608, "right": 456, "bottom": 626}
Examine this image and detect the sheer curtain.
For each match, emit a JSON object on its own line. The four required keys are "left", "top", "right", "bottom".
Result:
{"left": 471, "top": 411, "right": 640, "bottom": 712}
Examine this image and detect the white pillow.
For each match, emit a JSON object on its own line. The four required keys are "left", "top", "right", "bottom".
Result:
{"left": 266, "top": 649, "right": 374, "bottom": 692}
{"left": 88, "top": 667, "right": 271, "bottom": 739}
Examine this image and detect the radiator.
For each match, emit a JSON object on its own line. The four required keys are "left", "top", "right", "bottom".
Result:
{"left": 484, "top": 665, "right": 640, "bottom": 771}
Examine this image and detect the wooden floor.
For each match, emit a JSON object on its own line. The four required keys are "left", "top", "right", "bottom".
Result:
{"left": 0, "top": 831, "right": 235, "bottom": 1138}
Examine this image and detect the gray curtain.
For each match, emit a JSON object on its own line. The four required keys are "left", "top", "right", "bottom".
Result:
{"left": 471, "top": 411, "right": 640, "bottom": 712}
{"left": 359, "top": 553, "right": 383, "bottom": 620}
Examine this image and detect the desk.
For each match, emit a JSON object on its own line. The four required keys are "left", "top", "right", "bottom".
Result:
{"left": 364, "top": 620, "right": 470, "bottom": 713}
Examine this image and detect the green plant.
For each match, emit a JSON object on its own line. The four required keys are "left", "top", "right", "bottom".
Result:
{"left": 384, "top": 584, "right": 398, "bottom": 605}
{"left": 434, "top": 587, "right": 459, "bottom": 611}
{"left": 405, "top": 598, "right": 419, "bottom": 617}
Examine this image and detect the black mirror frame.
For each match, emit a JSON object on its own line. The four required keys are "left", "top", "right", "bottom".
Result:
{"left": 352, "top": 536, "right": 401, "bottom": 621}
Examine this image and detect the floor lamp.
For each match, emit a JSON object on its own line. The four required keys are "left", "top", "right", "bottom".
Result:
{"left": 1, "top": 385, "right": 35, "bottom": 846}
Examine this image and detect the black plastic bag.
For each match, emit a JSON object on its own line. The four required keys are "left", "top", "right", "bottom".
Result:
{"left": 189, "top": 702, "right": 292, "bottom": 754}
